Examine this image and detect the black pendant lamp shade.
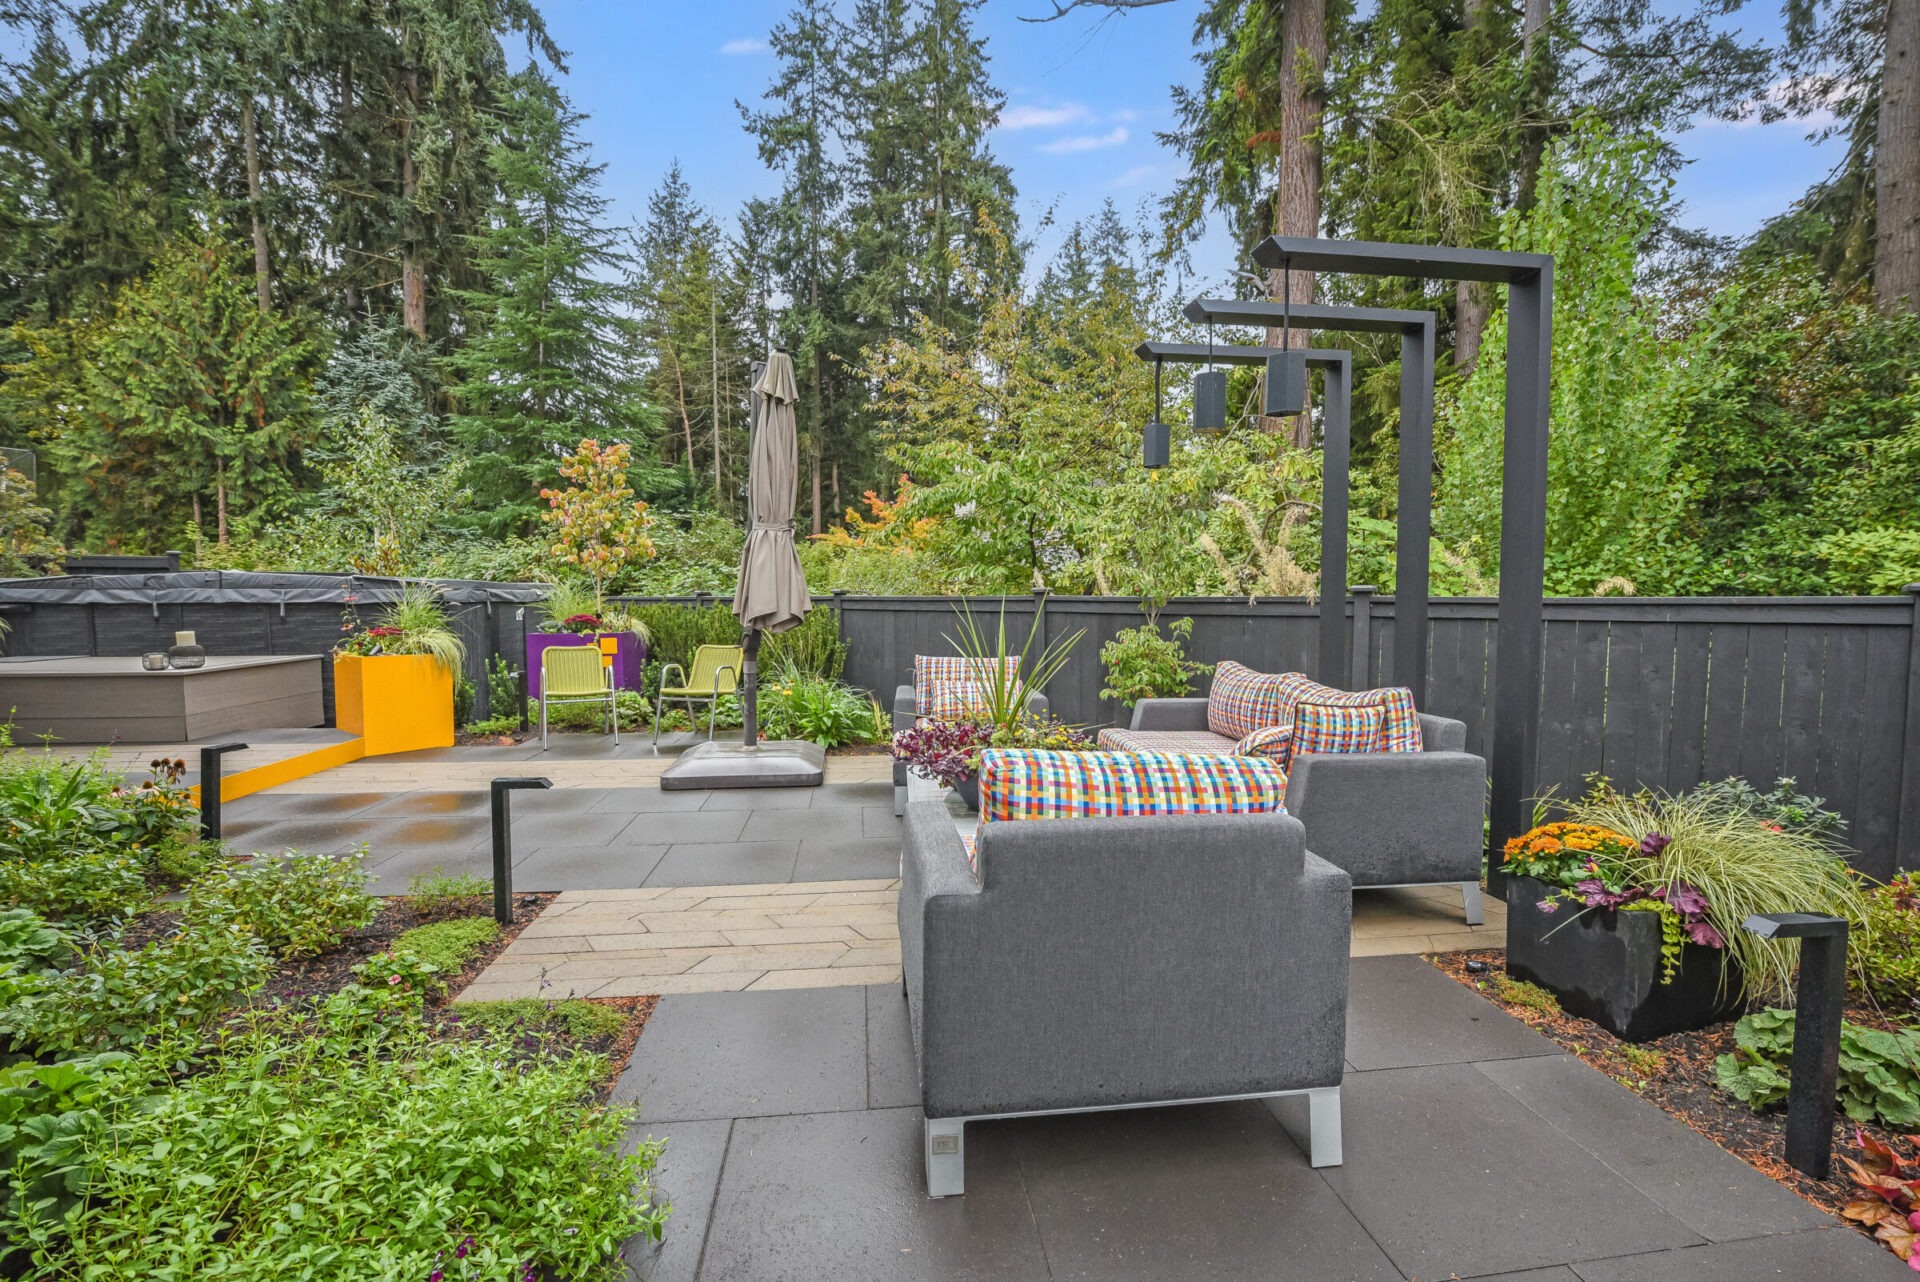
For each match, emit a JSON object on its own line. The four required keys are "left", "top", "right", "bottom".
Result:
{"left": 1264, "top": 349, "right": 1307, "bottom": 417}
{"left": 1144, "top": 355, "right": 1170, "bottom": 468}
{"left": 1192, "top": 369, "right": 1227, "bottom": 431}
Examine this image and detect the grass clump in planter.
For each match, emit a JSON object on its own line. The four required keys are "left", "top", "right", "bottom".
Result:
{"left": 393, "top": 915, "right": 502, "bottom": 975}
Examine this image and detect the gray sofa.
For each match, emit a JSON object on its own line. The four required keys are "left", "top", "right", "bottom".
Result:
{"left": 1125, "top": 699, "right": 1489, "bottom": 924}
{"left": 899, "top": 801, "right": 1351, "bottom": 1197}
{"left": 893, "top": 683, "right": 1049, "bottom": 815}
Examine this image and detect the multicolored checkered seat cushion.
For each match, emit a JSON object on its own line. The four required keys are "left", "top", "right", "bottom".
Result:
{"left": 1205, "top": 660, "right": 1292, "bottom": 739}
{"left": 926, "top": 680, "right": 992, "bottom": 721}
{"left": 1095, "top": 727, "right": 1236, "bottom": 756}
{"left": 978, "top": 748, "right": 1287, "bottom": 823}
{"left": 1292, "top": 701, "right": 1386, "bottom": 757}
{"left": 914, "top": 655, "right": 1021, "bottom": 717}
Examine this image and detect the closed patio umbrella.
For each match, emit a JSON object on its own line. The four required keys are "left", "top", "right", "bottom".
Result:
{"left": 734, "top": 350, "right": 809, "bottom": 745}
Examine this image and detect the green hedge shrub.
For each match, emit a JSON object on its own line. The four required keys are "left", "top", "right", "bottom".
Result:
{"left": 186, "top": 850, "right": 378, "bottom": 958}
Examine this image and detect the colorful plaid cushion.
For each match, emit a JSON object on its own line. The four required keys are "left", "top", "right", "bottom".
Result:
{"left": 1270, "top": 675, "right": 1424, "bottom": 754}
{"left": 926, "top": 680, "right": 991, "bottom": 721}
{"left": 1095, "top": 727, "right": 1236, "bottom": 755}
{"left": 1205, "top": 660, "right": 1293, "bottom": 739}
{"left": 978, "top": 748, "right": 1287, "bottom": 822}
{"left": 1231, "top": 724, "right": 1295, "bottom": 763}
{"left": 914, "top": 655, "right": 1020, "bottom": 716}
{"left": 961, "top": 830, "right": 979, "bottom": 874}
{"left": 1292, "top": 701, "right": 1385, "bottom": 757}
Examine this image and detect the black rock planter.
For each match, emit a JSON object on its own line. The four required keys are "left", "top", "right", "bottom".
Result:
{"left": 952, "top": 772, "right": 980, "bottom": 813}
{"left": 1504, "top": 875, "right": 1744, "bottom": 1043}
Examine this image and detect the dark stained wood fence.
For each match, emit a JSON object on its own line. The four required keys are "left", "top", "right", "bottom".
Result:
{"left": 6, "top": 582, "right": 1916, "bottom": 878}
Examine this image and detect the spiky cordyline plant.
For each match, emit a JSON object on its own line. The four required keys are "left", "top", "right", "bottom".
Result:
{"left": 1567, "top": 785, "right": 1873, "bottom": 1005}
{"left": 942, "top": 602, "right": 1084, "bottom": 732}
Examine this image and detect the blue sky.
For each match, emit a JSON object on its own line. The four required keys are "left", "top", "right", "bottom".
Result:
{"left": 544, "top": 0, "right": 1846, "bottom": 288}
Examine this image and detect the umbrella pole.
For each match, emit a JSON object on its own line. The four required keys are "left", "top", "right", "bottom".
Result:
{"left": 741, "top": 628, "right": 761, "bottom": 747}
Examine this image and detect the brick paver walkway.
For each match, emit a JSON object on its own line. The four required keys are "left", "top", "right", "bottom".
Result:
{"left": 457, "top": 879, "right": 903, "bottom": 1001}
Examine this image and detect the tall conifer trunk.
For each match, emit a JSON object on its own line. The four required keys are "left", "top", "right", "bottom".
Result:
{"left": 1263, "top": 0, "right": 1325, "bottom": 449}
{"left": 1878, "top": 0, "right": 1918, "bottom": 312}
{"left": 400, "top": 64, "right": 426, "bottom": 338}
{"left": 242, "top": 96, "right": 271, "bottom": 311}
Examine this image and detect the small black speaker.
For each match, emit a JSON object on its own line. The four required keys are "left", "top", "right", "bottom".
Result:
{"left": 1263, "top": 350, "right": 1308, "bottom": 417}
{"left": 1192, "top": 369, "right": 1227, "bottom": 431}
{"left": 1143, "top": 420, "right": 1170, "bottom": 469}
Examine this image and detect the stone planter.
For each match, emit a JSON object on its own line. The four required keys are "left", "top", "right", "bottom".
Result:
{"left": 953, "top": 772, "right": 980, "bottom": 813}
{"left": 525, "top": 632, "right": 646, "bottom": 699}
{"left": 1503, "top": 875, "right": 1744, "bottom": 1043}
{"left": 333, "top": 654, "right": 454, "bottom": 755}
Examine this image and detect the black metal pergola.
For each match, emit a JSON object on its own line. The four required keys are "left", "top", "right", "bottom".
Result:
{"left": 1179, "top": 299, "right": 1438, "bottom": 707}
{"left": 1135, "top": 341, "right": 1355, "bottom": 692}
{"left": 1247, "top": 236, "right": 1552, "bottom": 882}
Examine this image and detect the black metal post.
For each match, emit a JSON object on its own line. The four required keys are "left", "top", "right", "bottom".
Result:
{"left": 197, "top": 742, "right": 249, "bottom": 842}
{"left": 1133, "top": 342, "right": 1353, "bottom": 688}
{"left": 491, "top": 776, "right": 552, "bottom": 925}
{"left": 741, "top": 628, "right": 761, "bottom": 747}
{"left": 517, "top": 663, "right": 530, "bottom": 733}
{"left": 1397, "top": 324, "right": 1435, "bottom": 703}
{"left": 1743, "top": 913, "right": 1849, "bottom": 1178}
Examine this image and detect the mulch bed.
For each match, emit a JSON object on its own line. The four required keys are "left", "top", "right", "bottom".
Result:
{"left": 1429, "top": 948, "right": 1913, "bottom": 1254}
{"left": 117, "top": 891, "right": 657, "bottom": 1095}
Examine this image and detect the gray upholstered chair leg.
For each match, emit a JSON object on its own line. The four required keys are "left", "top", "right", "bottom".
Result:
{"left": 924, "top": 1117, "right": 966, "bottom": 1197}
{"left": 1461, "top": 880, "right": 1485, "bottom": 926}
{"left": 895, "top": 784, "right": 907, "bottom": 817}
{"left": 1268, "top": 1086, "right": 1343, "bottom": 1168}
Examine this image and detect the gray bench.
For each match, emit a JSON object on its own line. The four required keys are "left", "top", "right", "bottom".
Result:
{"left": 899, "top": 802, "right": 1351, "bottom": 1197}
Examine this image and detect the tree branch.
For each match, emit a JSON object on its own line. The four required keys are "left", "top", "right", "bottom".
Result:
{"left": 1020, "top": 0, "right": 1180, "bottom": 23}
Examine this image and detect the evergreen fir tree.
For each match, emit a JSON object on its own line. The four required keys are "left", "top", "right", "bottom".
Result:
{"left": 441, "top": 69, "right": 657, "bottom": 536}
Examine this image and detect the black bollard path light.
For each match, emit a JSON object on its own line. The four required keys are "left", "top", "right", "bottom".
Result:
{"left": 491, "top": 776, "right": 553, "bottom": 925}
{"left": 197, "top": 742, "right": 249, "bottom": 842}
{"left": 1742, "top": 912, "right": 1849, "bottom": 1178}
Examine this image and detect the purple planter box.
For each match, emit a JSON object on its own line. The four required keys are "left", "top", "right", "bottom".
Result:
{"left": 525, "top": 632, "right": 647, "bottom": 699}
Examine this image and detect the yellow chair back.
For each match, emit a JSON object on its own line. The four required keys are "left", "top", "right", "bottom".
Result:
{"left": 678, "top": 644, "right": 743, "bottom": 695}
{"left": 543, "top": 644, "right": 610, "bottom": 697}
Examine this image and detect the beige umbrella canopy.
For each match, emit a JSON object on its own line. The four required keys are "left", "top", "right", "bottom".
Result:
{"left": 734, "top": 350, "right": 809, "bottom": 747}
{"left": 735, "top": 351, "right": 809, "bottom": 635}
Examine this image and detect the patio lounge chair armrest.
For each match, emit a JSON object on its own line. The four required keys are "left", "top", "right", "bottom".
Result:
{"left": 893, "top": 684, "right": 918, "bottom": 731}
{"left": 1021, "top": 690, "right": 1050, "bottom": 718}
{"left": 1417, "top": 713, "right": 1467, "bottom": 752}
{"left": 1287, "top": 750, "right": 1487, "bottom": 887}
{"left": 1130, "top": 698, "right": 1212, "bottom": 732}
{"left": 899, "top": 801, "right": 979, "bottom": 1039}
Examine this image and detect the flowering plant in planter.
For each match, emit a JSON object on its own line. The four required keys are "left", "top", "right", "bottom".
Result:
{"left": 892, "top": 719, "right": 993, "bottom": 789}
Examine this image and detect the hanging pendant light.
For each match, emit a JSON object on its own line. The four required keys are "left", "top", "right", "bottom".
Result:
{"left": 1192, "top": 318, "right": 1227, "bottom": 432}
{"left": 1264, "top": 256, "right": 1307, "bottom": 418}
{"left": 1144, "top": 357, "right": 1170, "bottom": 469}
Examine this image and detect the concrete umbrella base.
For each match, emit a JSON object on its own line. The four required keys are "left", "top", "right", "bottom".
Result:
{"left": 658, "top": 739, "right": 826, "bottom": 790}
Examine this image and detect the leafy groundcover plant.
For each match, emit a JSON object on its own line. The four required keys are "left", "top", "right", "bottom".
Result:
{"left": 1716, "top": 1007, "right": 1920, "bottom": 1127}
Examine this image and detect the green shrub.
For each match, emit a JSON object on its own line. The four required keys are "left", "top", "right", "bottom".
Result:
{"left": 453, "top": 669, "right": 477, "bottom": 724}
{"left": 485, "top": 652, "right": 521, "bottom": 720}
{"left": 758, "top": 659, "right": 885, "bottom": 747}
{"left": 407, "top": 866, "right": 492, "bottom": 917}
{"left": 1684, "top": 775, "right": 1848, "bottom": 840}
{"left": 8, "top": 1007, "right": 664, "bottom": 1280}
{"left": 455, "top": 997, "right": 627, "bottom": 1042}
{"left": 0, "top": 906, "right": 68, "bottom": 975}
{"left": 0, "top": 850, "right": 150, "bottom": 922}
{"left": 626, "top": 601, "right": 848, "bottom": 681}
{"left": 186, "top": 850, "right": 378, "bottom": 958}
{"left": 0, "top": 1051, "right": 136, "bottom": 1257}
{"left": 392, "top": 916, "right": 501, "bottom": 976}
{"left": 352, "top": 947, "right": 443, "bottom": 1003}
{"left": 1, "top": 922, "right": 271, "bottom": 1055}
{"left": 1859, "top": 873, "right": 1920, "bottom": 1018}
{"left": 1716, "top": 1007, "right": 1920, "bottom": 1127}
{"left": 1099, "top": 616, "right": 1212, "bottom": 707}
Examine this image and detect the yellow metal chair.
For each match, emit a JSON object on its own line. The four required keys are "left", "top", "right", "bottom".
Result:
{"left": 541, "top": 644, "right": 619, "bottom": 750}
{"left": 653, "top": 644, "right": 743, "bottom": 745}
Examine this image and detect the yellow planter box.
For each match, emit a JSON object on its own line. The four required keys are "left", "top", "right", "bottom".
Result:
{"left": 333, "top": 653, "right": 454, "bottom": 755}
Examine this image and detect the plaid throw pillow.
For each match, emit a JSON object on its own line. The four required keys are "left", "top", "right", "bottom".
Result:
{"left": 926, "top": 680, "right": 990, "bottom": 721}
{"left": 1292, "top": 701, "right": 1385, "bottom": 757}
{"left": 1206, "top": 660, "right": 1293, "bottom": 739}
{"left": 914, "top": 655, "right": 1020, "bottom": 716}
{"left": 979, "top": 748, "right": 1287, "bottom": 822}
{"left": 1270, "top": 675, "right": 1424, "bottom": 754}
{"left": 1231, "top": 724, "right": 1295, "bottom": 764}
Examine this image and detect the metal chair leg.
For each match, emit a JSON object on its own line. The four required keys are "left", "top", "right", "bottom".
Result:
{"left": 1461, "top": 880, "right": 1485, "bottom": 927}
{"left": 925, "top": 1118, "right": 965, "bottom": 1197}
{"left": 652, "top": 688, "right": 665, "bottom": 747}
{"left": 540, "top": 698, "right": 549, "bottom": 751}
{"left": 609, "top": 689, "right": 619, "bottom": 746}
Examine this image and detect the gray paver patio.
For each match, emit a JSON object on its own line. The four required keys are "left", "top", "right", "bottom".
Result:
{"left": 612, "top": 957, "right": 1903, "bottom": 1282}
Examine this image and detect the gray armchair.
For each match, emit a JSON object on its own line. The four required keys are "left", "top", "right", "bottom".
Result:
{"left": 899, "top": 801, "right": 1351, "bottom": 1197}
{"left": 892, "top": 683, "right": 1050, "bottom": 815}
{"left": 1125, "top": 699, "right": 1488, "bottom": 924}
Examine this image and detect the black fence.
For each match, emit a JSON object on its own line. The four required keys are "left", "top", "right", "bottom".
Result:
{"left": 4, "top": 575, "right": 1915, "bottom": 879}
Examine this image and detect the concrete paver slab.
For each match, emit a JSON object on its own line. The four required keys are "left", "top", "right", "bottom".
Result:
{"left": 1345, "top": 954, "right": 1560, "bottom": 1070}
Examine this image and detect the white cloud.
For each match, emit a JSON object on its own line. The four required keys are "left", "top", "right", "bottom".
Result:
{"left": 1109, "top": 164, "right": 1157, "bottom": 189}
{"left": 719, "top": 38, "right": 766, "bottom": 56}
{"left": 1000, "top": 102, "right": 1090, "bottom": 131}
{"left": 1039, "top": 126, "right": 1129, "bottom": 155}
